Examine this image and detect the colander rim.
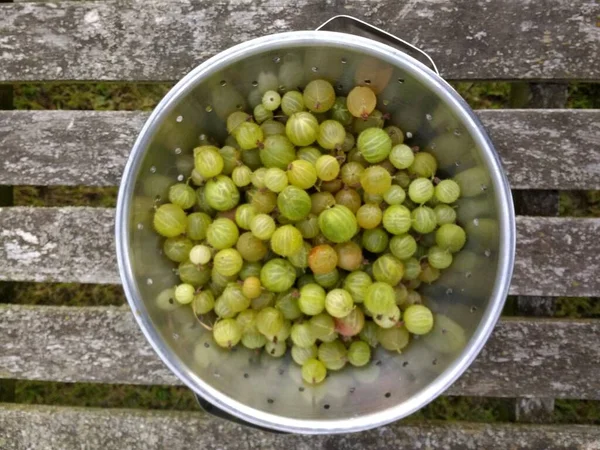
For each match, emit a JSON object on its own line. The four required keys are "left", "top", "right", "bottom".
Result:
{"left": 116, "top": 30, "right": 516, "bottom": 434}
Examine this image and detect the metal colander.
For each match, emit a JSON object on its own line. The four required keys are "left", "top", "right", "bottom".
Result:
{"left": 116, "top": 16, "right": 515, "bottom": 434}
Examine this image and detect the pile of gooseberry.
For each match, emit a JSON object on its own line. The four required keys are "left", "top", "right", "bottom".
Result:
{"left": 152, "top": 80, "right": 466, "bottom": 385}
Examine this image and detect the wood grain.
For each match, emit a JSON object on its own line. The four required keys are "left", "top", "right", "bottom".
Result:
{"left": 0, "top": 207, "right": 117, "bottom": 284}
{"left": 1, "top": 305, "right": 599, "bottom": 399}
{"left": 1, "top": 0, "right": 599, "bottom": 82}
{"left": 0, "top": 207, "right": 598, "bottom": 297}
{"left": 1, "top": 403, "right": 600, "bottom": 449}
{"left": 1, "top": 109, "right": 598, "bottom": 189}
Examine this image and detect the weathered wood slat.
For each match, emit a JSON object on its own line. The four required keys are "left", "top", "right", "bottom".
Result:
{"left": 0, "top": 111, "right": 146, "bottom": 187}
{"left": 1, "top": 0, "right": 599, "bottom": 82}
{"left": 1, "top": 404, "right": 599, "bottom": 450}
{"left": 511, "top": 81, "right": 566, "bottom": 422}
{"left": 1, "top": 109, "right": 599, "bottom": 189}
{"left": 0, "top": 207, "right": 117, "bottom": 284}
{"left": 1, "top": 305, "right": 598, "bottom": 399}
{"left": 1, "top": 207, "right": 599, "bottom": 297}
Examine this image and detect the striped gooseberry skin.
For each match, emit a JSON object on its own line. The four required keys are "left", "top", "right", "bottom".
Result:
{"left": 247, "top": 188, "right": 276, "bottom": 214}
{"left": 434, "top": 204, "right": 457, "bottom": 225}
{"left": 435, "top": 179, "right": 461, "bottom": 204}
{"left": 340, "top": 161, "right": 365, "bottom": 188}
{"left": 270, "top": 225, "right": 303, "bottom": 257}
{"left": 310, "top": 191, "right": 336, "bottom": 215}
{"left": 360, "top": 165, "right": 392, "bottom": 195}
{"left": 206, "top": 218, "right": 239, "bottom": 250}
{"left": 218, "top": 145, "right": 241, "bottom": 175}
{"left": 318, "top": 205, "right": 358, "bottom": 244}
{"left": 298, "top": 283, "right": 326, "bottom": 316}
{"left": 287, "top": 159, "right": 317, "bottom": 189}
{"left": 213, "top": 318, "right": 242, "bottom": 348}
{"left": 236, "top": 232, "right": 267, "bottom": 262}
{"left": 317, "top": 340, "right": 347, "bottom": 371}
{"left": 325, "top": 289, "right": 354, "bottom": 318}
{"left": 286, "top": 111, "right": 319, "bottom": 146}
{"left": 364, "top": 282, "right": 396, "bottom": 316}
{"left": 234, "top": 121, "right": 264, "bottom": 150}
{"left": 402, "top": 258, "right": 422, "bottom": 281}
{"left": 385, "top": 126, "right": 404, "bottom": 146}
{"left": 428, "top": 246, "right": 453, "bottom": 270}
{"left": 288, "top": 241, "right": 311, "bottom": 269}
{"left": 260, "top": 119, "right": 286, "bottom": 137}
{"left": 281, "top": 91, "right": 305, "bottom": 116}
{"left": 178, "top": 261, "right": 211, "bottom": 287}
{"left": 235, "top": 203, "right": 258, "bottom": 230}
{"left": 331, "top": 96, "right": 353, "bottom": 125}
{"left": 302, "top": 358, "right": 327, "bottom": 384}
{"left": 291, "top": 322, "right": 316, "bottom": 348}
{"left": 409, "top": 152, "right": 438, "bottom": 178}
{"left": 403, "top": 304, "right": 434, "bottom": 335}
{"left": 389, "top": 234, "right": 418, "bottom": 260}
{"left": 317, "top": 120, "right": 346, "bottom": 150}
{"left": 249, "top": 213, "right": 276, "bottom": 240}
{"left": 264, "top": 167, "right": 289, "bottom": 193}
{"left": 389, "top": 144, "right": 414, "bottom": 169}
{"left": 189, "top": 244, "right": 212, "bottom": 265}
{"left": 343, "top": 270, "right": 372, "bottom": 304}
{"left": 277, "top": 186, "right": 312, "bottom": 221}
{"left": 168, "top": 183, "right": 196, "bottom": 210}
{"left": 253, "top": 104, "right": 273, "bottom": 124}
{"left": 204, "top": 175, "right": 240, "bottom": 211}
{"left": 315, "top": 155, "right": 340, "bottom": 182}
{"left": 153, "top": 203, "right": 187, "bottom": 238}
{"left": 314, "top": 268, "right": 341, "bottom": 289}
{"left": 356, "top": 204, "right": 383, "bottom": 230}
{"left": 376, "top": 325, "right": 410, "bottom": 352}
{"left": 163, "top": 236, "right": 193, "bottom": 263}
{"left": 357, "top": 127, "right": 392, "bottom": 163}
{"left": 231, "top": 165, "right": 252, "bottom": 187}
{"left": 361, "top": 228, "right": 389, "bottom": 253}
{"left": 256, "top": 306, "right": 284, "bottom": 338}
{"left": 275, "top": 289, "right": 302, "bottom": 321}
{"left": 383, "top": 185, "right": 406, "bottom": 205}
{"left": 296, "top": 146, "right": 322, "bottom": 166}
{"left": 303, "top": 79, "right": 336, "bottom": 113}
{"left": 347, "top": 340, "right": 371, "bottom": 367}
{"left": 213, "top": 248, "right": 243, "bottom": 277}
{"left": 372, "top": 253, "right": 405, "bottom": 286}
{"left": 436, "top": 223, "right": 467, "bottom": 252}
{"left": 412, "top": 206, "right": 438, "bottom": 234}
{"left": 226, "top": 111, "right": 251, "bottom": 134}
{"left": 408, "top": 178, "right": 435, "bottom": 204}
{"left": 382, "top": 205, "right": 412, "bottom": 235}
{"left": 296, "top": 214, "right": 320, "bottom": 239}
{"left": 260, "top": 259, "right": 297, "bottom": 293}
{"left": 291, "top": 344, "right": 318, "bottom": 366}
{"left": 260, "top": 135, "right": 297, "bottom": 170}
{"left": 335, "top": 307, "right": 365, "bottom": 337}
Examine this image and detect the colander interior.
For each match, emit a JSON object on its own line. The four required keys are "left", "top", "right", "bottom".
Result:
{"left": 118, "top": 32, "right": 513, "bottom": 433}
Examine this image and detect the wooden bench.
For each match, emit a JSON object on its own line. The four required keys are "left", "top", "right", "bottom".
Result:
{"left": 1, "top": 0, "right": 599, "bottom": 447}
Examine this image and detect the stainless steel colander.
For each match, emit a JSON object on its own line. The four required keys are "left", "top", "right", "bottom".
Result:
{"left": 115, "top": 16, "right": 515, "bottom": 434}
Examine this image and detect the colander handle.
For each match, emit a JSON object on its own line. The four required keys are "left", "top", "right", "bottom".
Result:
{"left": 315, "top": 15, "right": 440, "bottom": 76}
{"left": 194, "top": 394, "right": 288, "bottom": 434}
